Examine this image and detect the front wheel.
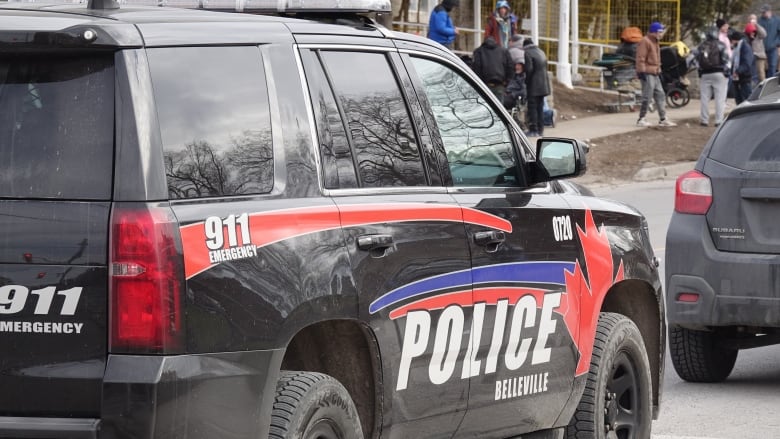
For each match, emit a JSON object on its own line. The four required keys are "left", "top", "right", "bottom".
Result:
{"left": 270, "top": 371, "right": 363, "bottom": 439}
{"left": 567, "top": 313, "right": 652, "bottom": 439}
{"left": 669, "top": 325, "right": 738, "bottom": 383}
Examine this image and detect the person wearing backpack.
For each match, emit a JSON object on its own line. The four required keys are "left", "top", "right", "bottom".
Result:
{"left": 695, "top": 27, "right": 730, "bottom": 126}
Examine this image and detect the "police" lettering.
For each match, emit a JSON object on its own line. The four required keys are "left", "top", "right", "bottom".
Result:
{"left": 396, "top": 292, "right": 561, "bottom": 390}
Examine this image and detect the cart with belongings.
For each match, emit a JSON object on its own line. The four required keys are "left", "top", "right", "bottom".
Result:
{"left": 592, "top": 26, "right": 652, "bottom": 113}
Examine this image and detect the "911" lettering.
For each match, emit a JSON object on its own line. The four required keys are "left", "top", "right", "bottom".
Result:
{"left": 0, "top": 285, "right": 82, "bottom": 316}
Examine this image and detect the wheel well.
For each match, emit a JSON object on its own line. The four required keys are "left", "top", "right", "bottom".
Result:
{"left": 281, "top": 319, "right": 381, "bottom": 438}
{"left": 601, "top": 280, "right": 663, "bottom": 415}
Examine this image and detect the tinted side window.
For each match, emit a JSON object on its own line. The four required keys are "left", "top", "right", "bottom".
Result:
{"left": 709, "top": 112, "right": 780, "bottom": 171}
{"left": 408, "top": 57, "right": 518, "bottom": 187}
{"left": 301, "top": 50, "right": 358, "bottom": 190}
{"left": 319, "top": 51, "right": 426, "bottom": 187}
{"left": 148, "top": 46, "right": 273, "bottom": 199}
{"left": 0, "top": 54, "right": 114, "bottom": 199}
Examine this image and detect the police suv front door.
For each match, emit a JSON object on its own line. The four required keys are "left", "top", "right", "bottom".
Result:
{"left": 299, "top": 45, "right": 475, "bottom": 438}
{"left": 402, "top": 53, "right": 581, "bottom": 437}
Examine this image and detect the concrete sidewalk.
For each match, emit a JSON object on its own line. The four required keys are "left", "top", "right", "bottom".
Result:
{"left": 545, "top": 98, "right": 704, "bottom": 141}
{"left": 540, "top": 96, "right": 711, "bottom": 186}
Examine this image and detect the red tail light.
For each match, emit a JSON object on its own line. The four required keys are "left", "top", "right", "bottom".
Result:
{"left": 675, "top": 170, "right": 712, "bottom": 214}
{"left": 110, "top": 203, "right": 185, "bottom": 354}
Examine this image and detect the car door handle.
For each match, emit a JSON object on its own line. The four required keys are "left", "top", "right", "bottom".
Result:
{"left": 473, "top": 230, "right": 506, "bottom": 246}
{"left": 357, "top": 234, "right": 394, "bottom": 251}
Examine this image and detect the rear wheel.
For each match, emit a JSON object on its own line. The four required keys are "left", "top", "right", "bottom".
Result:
{"left": 567, "top": 313, "right": 652, "bottom": 439}
{"left": 669, "top": 325, "right": 738, "bottom": 383}
{"left": 270, "top": 371, "right": 363, "bottom": 439}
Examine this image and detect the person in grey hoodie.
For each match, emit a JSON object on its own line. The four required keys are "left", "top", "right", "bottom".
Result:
{"left": 747, "top": 14, "right": 767, "bottom": 83}
{"left": 522, "top": 38, "right": 550, "bottom": 137}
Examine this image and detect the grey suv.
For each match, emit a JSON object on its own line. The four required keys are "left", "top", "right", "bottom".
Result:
{"left": 666, "top": 77, "right": 780, "bottom": 382}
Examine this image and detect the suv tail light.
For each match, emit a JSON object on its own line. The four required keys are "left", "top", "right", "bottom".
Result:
{"left": 110, "top": 203, "right": 185, "bottom": 354}
{"left": 675, "top": 170, "right": 712, "bottom": 215}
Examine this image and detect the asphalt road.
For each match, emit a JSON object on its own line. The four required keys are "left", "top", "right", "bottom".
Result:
{"left": 593, "top": 179, "right": 780, "bottom": 439}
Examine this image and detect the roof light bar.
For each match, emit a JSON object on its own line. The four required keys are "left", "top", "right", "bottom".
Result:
{"left": 7, "top": 0, "right": 391, "bottom": 13}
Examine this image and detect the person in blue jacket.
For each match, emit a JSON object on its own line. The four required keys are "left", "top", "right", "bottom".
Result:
{"left": 427, "top": 0, "right": 459, "bottom": 50}
{"left": 758, "top": 3, "right": 780, "bottom": 77}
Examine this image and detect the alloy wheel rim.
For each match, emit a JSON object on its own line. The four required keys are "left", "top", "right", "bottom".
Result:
{"left": 604, "top": 350, "right": 641, "bottom": 439}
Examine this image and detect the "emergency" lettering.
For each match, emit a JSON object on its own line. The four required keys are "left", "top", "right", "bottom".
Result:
{"left": 0, "top": 321, "right": 84, "bottom": 334}
{"left": 208, "top": 244, "right": 258, "bottom": 263}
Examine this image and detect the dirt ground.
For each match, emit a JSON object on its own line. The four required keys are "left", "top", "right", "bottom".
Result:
{"left": 551, "top": 83, "right": 717, "bottom": 181}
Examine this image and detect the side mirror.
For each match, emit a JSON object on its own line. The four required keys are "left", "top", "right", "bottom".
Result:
{"left": 531, "top": 137, "right": 588, "bottom": 182}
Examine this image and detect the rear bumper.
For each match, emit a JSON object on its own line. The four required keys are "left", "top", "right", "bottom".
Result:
{"left": 0, "top": 349, "right": 284, "bottom": 439}
{"left": 666, "top": 213, "right": 780, "bottom": 328}
{"left": 0, "top": 417, "right": 99, "bottom": 438}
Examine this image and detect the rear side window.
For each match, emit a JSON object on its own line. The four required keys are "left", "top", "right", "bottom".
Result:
{"left": 0, "top": 54, "right": 114, "bottom": 199}
{"left": 709, "top": 112, "right": 780, "bottom": 171}
{"left": 148, "top": 46, "right": 273, "bottom": 199}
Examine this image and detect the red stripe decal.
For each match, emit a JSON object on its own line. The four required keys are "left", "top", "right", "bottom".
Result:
{"left": 388, "top": 286, "right": 550, "bottom": 320}
{"left": 181, "top": 206, "right": 341, "bottom": 279}
{"left": 181, "top": 203, "right": 511, "bottom": 279}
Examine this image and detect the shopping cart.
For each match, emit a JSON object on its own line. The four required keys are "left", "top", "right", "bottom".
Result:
{"left": 594, "top": 53, "right": 652, "bottom": 113}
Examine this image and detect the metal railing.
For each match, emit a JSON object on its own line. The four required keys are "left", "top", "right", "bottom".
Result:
{"left": 392, "top": 19, "right": 617, "bottom": 89}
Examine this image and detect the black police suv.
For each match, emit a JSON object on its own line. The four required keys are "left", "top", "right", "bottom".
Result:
{"left": 666, "top": 77, "right": 780, "bottom": 383}
{"left": 0, "top": 1, "right": 664, "bottom": 437}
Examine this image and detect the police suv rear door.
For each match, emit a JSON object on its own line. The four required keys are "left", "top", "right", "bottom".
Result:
{"left": 0, "top": 47, "right": 114, "bottom": 420}
{"left": 399, "top": 47, "right": 580, "bottom": 437}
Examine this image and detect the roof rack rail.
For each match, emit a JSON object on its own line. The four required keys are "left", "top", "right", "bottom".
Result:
{"left": 6, "top": 0, "right": 391, "bottom": 13}
{"left": 88, "top": 0, "right": 119, "bottom": 9}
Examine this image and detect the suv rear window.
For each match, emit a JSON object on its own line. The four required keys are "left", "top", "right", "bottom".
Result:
{"left": 709, "top": 111, "right": 780, "bottom": 171}
{"left": 0, "top": 54, "right": 114, "bottom": 199}
{"left": 148, "top": 46, "right": 274, "bottom": 199}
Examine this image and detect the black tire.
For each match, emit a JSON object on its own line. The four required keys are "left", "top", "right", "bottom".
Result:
{"left": 665, "top": 88, "right": 690, "bottom": 108}
{"left": 567, "top": 313, "right": 652, "bottom": 439}
{"left": 669, "top": 325, "right": 738, "bottom": 383}
{"left": 270, "top": 371, "right": 363, "bottom": 439}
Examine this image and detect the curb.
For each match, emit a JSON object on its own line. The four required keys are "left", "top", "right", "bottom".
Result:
{"left": 633, "top": 161, "right": 696, "bottom": 182}
{"left": 571, "top": 161, "right": 697, "bottom": 188}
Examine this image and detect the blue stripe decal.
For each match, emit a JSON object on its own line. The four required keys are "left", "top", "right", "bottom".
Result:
{"left": 369, "top": 269, "right": 472, "bottom": 314}
{"left": 369, "top": 261, "right": 576, "bottom": 314}
{"left": 472, "top": 261, "right": 575, "bottom": 285}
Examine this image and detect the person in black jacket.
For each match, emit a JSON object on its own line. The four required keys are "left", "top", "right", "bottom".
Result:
{"left": 522, "top": 38, "right": 550, "bottom": 137}
{"left": 472, "top": 36, "right": 514, "bottom": 101}
{"left": 730, "top": 30, "right": 755, "bottom": 104}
